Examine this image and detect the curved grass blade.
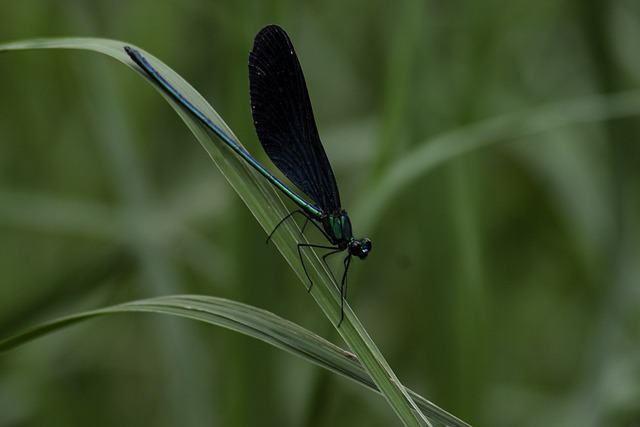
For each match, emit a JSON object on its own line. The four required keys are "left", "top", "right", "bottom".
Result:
{"left": 359, "top": 90, "right": 640, "bottom": 232}
{"left": 0, "top": 295, "right": 470, "bottom": 427}
{"left": 0, "top": 38, "right": 428, "bottom": 425}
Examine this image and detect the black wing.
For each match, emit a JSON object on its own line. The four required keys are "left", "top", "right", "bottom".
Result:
{"left": 249, "top": 24, "right": 341, "bottom": 211}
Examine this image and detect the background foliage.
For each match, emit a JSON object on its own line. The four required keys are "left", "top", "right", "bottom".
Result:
{"left": 1, "top": 1, "right": 639, "bottom": 426}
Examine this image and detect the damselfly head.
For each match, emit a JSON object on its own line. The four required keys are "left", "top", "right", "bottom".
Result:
{"left": 350, "top": 238, "right": 372, "bottom": 260}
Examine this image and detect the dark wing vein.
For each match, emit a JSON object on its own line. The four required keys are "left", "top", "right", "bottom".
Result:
{"left": 249, "top": 24, "right": 341, "bottom": 211}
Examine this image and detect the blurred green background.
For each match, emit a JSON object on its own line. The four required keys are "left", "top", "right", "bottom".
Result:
{"left": 1, "top": 0, "right": 639, "bottom": 426}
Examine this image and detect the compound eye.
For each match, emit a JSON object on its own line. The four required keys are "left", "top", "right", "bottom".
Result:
{"left": 362, "top": 238, "right": 372, "bottom": 253}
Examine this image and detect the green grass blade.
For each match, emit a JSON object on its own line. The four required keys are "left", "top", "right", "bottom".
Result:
{"left": 0, "top": 295, "right": 469, "bottom": 427}
{"left": 0, "top": 38, "right": 432, "bottom": 426}
{"left": 359, "top": 90, "right": 640, "bottom": 232}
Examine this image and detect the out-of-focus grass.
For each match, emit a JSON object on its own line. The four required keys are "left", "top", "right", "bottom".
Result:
{"left": 1, "top": 1, "right": 639, "bottom": 426}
